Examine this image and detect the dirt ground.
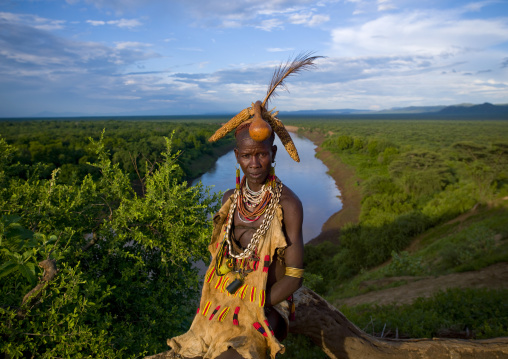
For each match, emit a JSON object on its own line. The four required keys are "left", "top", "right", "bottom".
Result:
{"left": 336, "top": 262, "right": 508, "bottom": 307}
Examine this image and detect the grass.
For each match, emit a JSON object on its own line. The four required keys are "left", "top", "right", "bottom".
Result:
{"left": 325, "top": 201, "right": 508, "bottom": 302}
{"left": 339, "top": 287, "right": 508, "bottom": 339}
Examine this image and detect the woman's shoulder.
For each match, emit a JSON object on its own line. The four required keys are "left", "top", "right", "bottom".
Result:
{"left": 279, "top": 183, "right": 303, "bottom": 215}
{"left": 221, "top": 188, "right": 235, "bottom": 205}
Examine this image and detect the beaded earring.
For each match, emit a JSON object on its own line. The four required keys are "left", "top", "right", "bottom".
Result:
{"left": 236, "top": 164, "right": 241, "bottom": 190}
{"left": 269, "top": 161, "right": 276, "bottom": 187}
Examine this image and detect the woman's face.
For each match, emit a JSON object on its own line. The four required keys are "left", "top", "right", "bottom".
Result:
{"left": 234, "top": 134, "right": 277, "bottom": 191}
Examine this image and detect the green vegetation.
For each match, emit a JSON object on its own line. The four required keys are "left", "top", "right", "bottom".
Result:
{"left": 297, "top": 119, "right": 508, "bottom": 282}
{"left": 293, "top": 118, "right": 508, "bottom": 344}
{"left": 0, "top": 132, "right": 221, "bottom": 358}
{"left": 1, "top": 116, "right": 507, "bottom": 357}
{"left": 0, "top": 118, "right": 235, "bottom": 183}
{"left": 341, "top": 288, "right": 508, "bottom": 339}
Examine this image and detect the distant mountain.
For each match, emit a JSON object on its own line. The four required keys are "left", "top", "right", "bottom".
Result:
{"left": 438, "top": 102, "right": 508, "bottom": 116}
{"left": 280, "top": 109, "right": 372, "bottom": 115}
{"left": 8, "top": 102, "right": 508, "bottom": 120}
{"left": 376, "top": 105, "right": 447, "bottom": 114}
{"left": 279, "top": 103, "right": 508, "bottom": 118}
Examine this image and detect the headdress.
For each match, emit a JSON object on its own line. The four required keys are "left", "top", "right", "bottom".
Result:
{"left": 208, "top": 52, "right": 323, "bottom": 162}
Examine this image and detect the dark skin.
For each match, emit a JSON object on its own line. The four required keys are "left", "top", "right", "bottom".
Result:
{"left": 212, "top": 130, "right": 304, "bottom": 359}
{"left": 188, "top": 130, "right": 304, "bottom": 359}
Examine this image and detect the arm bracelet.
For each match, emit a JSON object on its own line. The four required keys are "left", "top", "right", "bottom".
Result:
{"left": 285, "top": 266, "right": 304, "bottom": 278}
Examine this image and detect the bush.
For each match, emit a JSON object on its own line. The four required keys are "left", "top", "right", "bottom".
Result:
{"left": 282, "top": 334, "right": 327, "bottom": 359}
{"left": 341, "top": 288, "right": 508, "bottom": 339}
{"left": 386, "top": 250, "right": 426, "bottom": 276}
{"left": 0, "top": 134, "right": 221, "bottom": 358}
{"left": 441, "top": 224, "right": 496, "bottom": 269}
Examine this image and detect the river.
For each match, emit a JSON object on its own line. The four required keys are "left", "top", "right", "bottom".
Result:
{"left": 193, "top": 133, "right": 342, "bottom": 243}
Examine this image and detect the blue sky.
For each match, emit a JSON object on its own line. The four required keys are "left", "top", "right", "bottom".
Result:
{"left": 1, "top": 0, "right": 507, "bottom": 117}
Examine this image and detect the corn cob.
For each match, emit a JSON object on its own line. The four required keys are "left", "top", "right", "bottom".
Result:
{"left": 262, "top": 112, "right": 300, "bottom": 162}
{"left": 208, "top": 107, "right": 252, "bottom": 142}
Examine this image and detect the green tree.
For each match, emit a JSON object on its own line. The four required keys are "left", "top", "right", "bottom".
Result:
{"left": 0, "top": 133, "right": 221, "bottom": 358}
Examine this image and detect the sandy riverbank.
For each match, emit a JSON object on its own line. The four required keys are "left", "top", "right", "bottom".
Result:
{"left": 298, "top": 130, "right": 362, "bottom": 245}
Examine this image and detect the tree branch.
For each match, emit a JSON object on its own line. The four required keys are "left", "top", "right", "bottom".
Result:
{"left": 18, "top": 259, "right": 58, "bottom": 318}
{"left": 144, "top": 287, "right": 508, "bottom": 359}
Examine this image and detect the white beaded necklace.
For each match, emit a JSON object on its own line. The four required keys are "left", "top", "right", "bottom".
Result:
{"left": 242, "top": 179, "right": 269, "bottom": 208}
{"left": 223, "top": 179, "right": 282, "bottom": 259}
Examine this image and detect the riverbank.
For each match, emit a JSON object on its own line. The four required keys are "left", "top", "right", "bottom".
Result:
{"left": 299, "top": 130, "right": 362, "bottom": 245}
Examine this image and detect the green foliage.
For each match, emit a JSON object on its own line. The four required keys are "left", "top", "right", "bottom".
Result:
{"left": 283, "top": 334, "right": 327, "bottom": 359}
{"left": 303, "top": 241, "right": 340, "bottom": 288}
{"left": 305, "top": 119, "right": 508, "bottom": 294}
{"left": 341, "top": 288, "right": 508, "bottom": 339}
{"left": 386, "top": 251, "right": 426, "bottom": 277}
{"left": 421, "top": 183, "right": 477, "bottom": 221}
{"left": 0, "top": 119, "right": 235, "bottom": 183}
{"left": 440, "top": 224, "right": 496, "bottom": 269}
{"left": 389, "top": 150, "right": 454, "bottom": 197}
{"left": 0, "top": 215, "right": 42, "bottom": 285}
{"left": 327, "top": 212, "right": 430, "bottom": 281}
{"left": 302, "top": 272, "right": 324, "bottom": 293}
{"left": 1, "top": 263, "right": 122, "bottom": 358}
{"left": 0, "top": 132, "right": 221, "bottom": 357}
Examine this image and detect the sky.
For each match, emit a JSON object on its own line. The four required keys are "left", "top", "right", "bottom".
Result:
{"left": 0, "top": 0, "right": 507, "bottom": 117}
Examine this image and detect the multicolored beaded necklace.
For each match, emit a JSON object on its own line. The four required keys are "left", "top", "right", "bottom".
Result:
{"left": 237, "top": 170, "right": 277, "bottom": 222}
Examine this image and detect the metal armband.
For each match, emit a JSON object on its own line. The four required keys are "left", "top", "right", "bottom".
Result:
{"left": 285, "top": 266, "right": 304, "bottom": 278}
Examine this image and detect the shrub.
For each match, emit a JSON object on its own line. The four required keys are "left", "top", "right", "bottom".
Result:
{"left": 341, "top": 288, "right": 508, "bottom": 339}
{"left": 387, "top": 250, "right": 426, "bottom": 276}
{"left": 0, "top": 133, "right": 221, "bottom": 358}
{"left": 441, "top": 224, "right": 496, "bottom": 269}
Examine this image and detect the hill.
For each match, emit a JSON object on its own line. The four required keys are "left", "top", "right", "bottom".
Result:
{"left": 280, "top": 102, "right": 508, "bottom": 118}
{"left": 438, "top": 102, "right": 508, "bottom": 116}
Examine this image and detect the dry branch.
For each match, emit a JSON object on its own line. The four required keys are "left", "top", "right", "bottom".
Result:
{"left": 290, "top": 287, "right": 508, "bottom": 359}
{"left": 17, "top": 259, "right": 58, "bottom": 318}
{"left": 145, "top": 286, "right": 508, "bottom": 358}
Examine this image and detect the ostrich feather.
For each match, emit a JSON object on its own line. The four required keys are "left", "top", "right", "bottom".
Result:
{"left": 262, "top": 52, "right": 323, "bottom": 108}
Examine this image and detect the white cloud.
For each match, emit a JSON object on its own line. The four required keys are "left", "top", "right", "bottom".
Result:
{"left": 0, "top": 12, "right": 66, "bottom": 31}
{"left": 308, "top": 14, "right": 329, "bottom": 26}
{"left": 288, "top": 12, "right": 329, "bottom": 26}
{"left": 86, "top": 20, "right": 105, "bottom": 26}
{"left": 288, "top": 12, "right": 311, "bottom": 24}
{"left": 221, "top": 20, "right": 242, "bottom": 28}
{"left": 462, "top": 1, "right": 498, "bottom": 12}
{"left": 377, "top": 0, "right": 396, "bottom": 11}
{"left": 109, "top": 18, "right": 142, "bottom": 28}
{"left": 86, "top": 18, "right": 142, "bottom": 28}
{"left": 255, "top": 19, "right": 284, "bottom": 31}
{"left": 267, "top": 47, "right": 295, "bottom": 52}
{"left": 149, "top": 99, "right": 175, "bottom": 103}
{"left": 115, "top": 41, "right": 151, "bottom": 50}
{"left": 331, "top": 10, "right": 508, "bottom": 57}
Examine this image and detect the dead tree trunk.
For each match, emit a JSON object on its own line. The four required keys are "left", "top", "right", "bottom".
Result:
{"left": 290, "top": 287, "right": 508, "bottom": 359}
{"left": 146, "top": 287, "right": 508, "bottom": 359}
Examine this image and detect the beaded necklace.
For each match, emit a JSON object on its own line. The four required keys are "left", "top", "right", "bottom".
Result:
{"left": 237, "top": 175, "right": 276, "bottom": 222}
{"left": 214, "top": 176, "right": 282, "bottom": 295}
{"left": 221, "top": 176, "right": 282, "bottom": 260}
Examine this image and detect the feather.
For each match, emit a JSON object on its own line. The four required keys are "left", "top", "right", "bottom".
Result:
{"left": 262, "top": 52, "right": 324, "bottom": 108}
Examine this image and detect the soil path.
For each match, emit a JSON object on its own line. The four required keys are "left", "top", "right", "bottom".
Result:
{"left": 336, "top": 262, "right": 508, "bottom": 307}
